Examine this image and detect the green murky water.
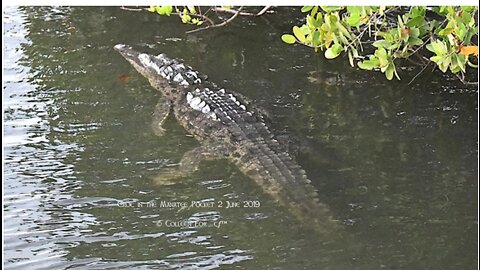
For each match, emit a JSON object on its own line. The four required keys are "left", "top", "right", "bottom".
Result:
{"left": 4, "top": 6, "right": 478, "bottom": 269}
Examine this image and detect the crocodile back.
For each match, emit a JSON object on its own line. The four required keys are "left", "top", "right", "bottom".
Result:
{"left": 174, "top": 86, "right": 336, "bottom": 234}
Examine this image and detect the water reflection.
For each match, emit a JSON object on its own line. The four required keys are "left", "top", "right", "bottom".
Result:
{"left": 3, "top": 6, "right": 477, "bottom": 270}
{"left": 4, "top": 6, "right": 84, "bottom": 269}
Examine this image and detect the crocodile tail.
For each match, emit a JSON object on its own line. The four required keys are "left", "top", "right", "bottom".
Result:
{"left": 236, "top": 142, "right": 338, "bottom": 235}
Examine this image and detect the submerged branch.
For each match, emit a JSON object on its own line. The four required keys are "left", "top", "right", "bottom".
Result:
{"left": 455, "top": 73, "right": 479, "bottom": 86}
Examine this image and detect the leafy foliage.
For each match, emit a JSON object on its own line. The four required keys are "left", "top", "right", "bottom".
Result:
{"left": 148, "top": 6, "right": 203, "bottom": 25}
{"left": 282, "top": 6, "right": 478, "bottom": 81}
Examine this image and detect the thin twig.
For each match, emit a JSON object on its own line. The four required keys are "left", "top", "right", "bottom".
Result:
{"left": 408, "top": 61, "right": 431, "bottom": 85}
{"left": 212, "top": 7, "right": 254, "bottom": 16}
{"left": 120, "top": 6, "right": 146, "bottom": 12}
{"left": 211, "top": 6, "right": 269, "bottom": 17}
{"left": 404, "top": 35, "right": 432, "bottom": 59}
{"left": 346, "top": 7, "right": 399, "bottom": 51}
{"left": 186, "top": 6, "right": 243, "bottom": 34}
{"left": 344, "top": 11, "right": 381, "bottom": 52}
{"left": 203, "top": 6, "right": 214, "bottom": 17}
{"left": 455, "top": 73, "right": 479, "bottom": 86}
{"left": 255, "top": 6, "right": 272, "bottom": 16}
{"left": 173, "top": 7, "right": 215, "bottom": 26}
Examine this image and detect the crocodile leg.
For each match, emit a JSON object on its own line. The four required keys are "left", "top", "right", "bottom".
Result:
{"left": 151, "top": 96, "right": 172, "bottom": 137}
{"left": 153, "top": 144, "right": 228, "bottom": 185}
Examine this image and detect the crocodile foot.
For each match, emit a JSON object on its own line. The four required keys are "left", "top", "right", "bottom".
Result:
{"left": 151, "top": 96, "right": 172, "bottom": 137}
{"left": 152, "top": 144, "right": 228, "bottom": 186}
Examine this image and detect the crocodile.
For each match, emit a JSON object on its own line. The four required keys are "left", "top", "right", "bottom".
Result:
{"left": 114, "top": 44, "right": 337, "bottom": 234}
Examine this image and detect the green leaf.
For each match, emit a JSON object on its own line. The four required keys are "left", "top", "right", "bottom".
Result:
{"left": 461, "top": 6, "right": 475, "bottom": 12}
{"left": 301, "top": 6, "right": 313, "bottom": 13}
{"left": 385, "top": 64, "right": 394, "bottom": 80}
{"left": 300, "top": 25, "right": 310, "bottom": 35}
{"left": 338, "top": 32, "right": 349, "bottom": 44}
{"left": 347, "top": 6, "right": 362, "bottom": 15}
{"left": 188, "top": 6, "right": 196, "bottom": 14}
{"left": 321, "top": 23, "right": 330, "bottom": 32}
{"left": 320, "top": 6, "right": 343, "bottom": 12}
{"left": 438, "top": 55, "right": 451, "bottom": 72}
{"left": 358, "top": 57, "right": 379, "bottom": 70}
{"left": 427, "top": 40, "right": 447, "bottom": 55}
{"left": 156, "top": 6, "right": 173, "bottom": 16}
{"left": 351, "top": 47, "right": 359, "bottom": 58}
{"left": 408, "top": 37, "right": 423, "bottom": 46}
{"left": 163, "top": 6, "right": 173, "bottom": 16}
{"left": 375, "top": 48, "right": 389, "bottom": 67}
{"left": 316, "top": 11, "right": 322, "bottom": 22}
{"left": 456, "top": 53, "right": 466, "bottom": 72}
{"left": 281, "top": 34, "right": 296, "bottom": 44}
{"left": 426, "top": 43, "right": 435, "bottom": 53}
{"left": 191, "top": 18, "right": 203, "bottom": 25}
{"left": 410, "top": 6, "right": 426, "bottom": 17}
{"left": 347, "top": 13, "right": 361, "bottom": 27}
{"left": 312, "top": 31, "right": 320, "bottom": 46}
{"left": 293, "top": 26, "right": 306, "bottom": 43}
{"left": 181, "top": 13, "right": 191, "bottom": 23}
{"left": 450, "top": 55, "right": 459, "bottom": 72}
{"left": 409, "top": 27, "right": 420, "bottom": 38}
{"left": 336, "top": 21, "right": 352, "bottom": 39}
{"left": 325, "top": 43, "right": 343, "bottom": 59}
{"left": 383, "top": 32, "right": 394, "bottom": 43}
{"left": 406, "top": 16, "right": 424, "bottom": 27}
{"left": 398, "top": 15, "right": 404, "bottom": 28}
{"left": 430, "top": 55, "right": 442, "bottom": 62}
{"left": 348, "top": 50, "right": 354, "bottom": 67}
{"left": 357, "top": 62, "right": 370, "bottom": 70}
{"left": 329, "top": 13, "right": 338, "bottom": 24}
{"left": 373, "top": 40, "right": 392, "bottom": 49}
{"left": 461, "top": 11, "right": 472, "bottom": 24}
{"left": 456, "top": 22, "right": 467, "bottom": 40}
{"left": 438, "top": 27, "right": 454, "bottom": 36}
{"left": 307, "top": 15, "right": 318, "bottom": 28}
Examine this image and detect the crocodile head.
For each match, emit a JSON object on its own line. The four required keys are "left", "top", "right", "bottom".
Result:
{"left": 114, "top": 44, "right": 206, "bottom": 95}
{"left": 114, "top": 44, "right": 169, "bottom": 82}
